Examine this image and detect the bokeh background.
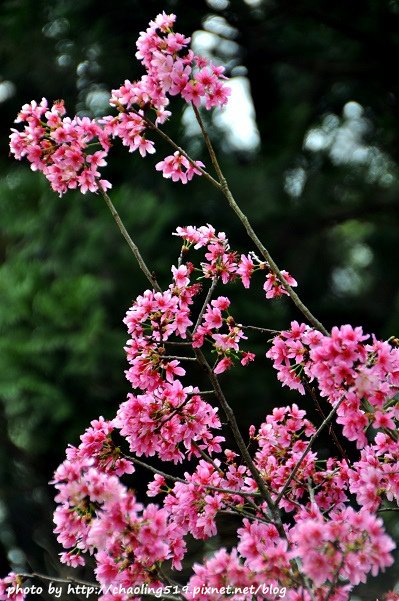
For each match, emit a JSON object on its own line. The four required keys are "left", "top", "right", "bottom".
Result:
{"left": 1, "top": 0, "right": 399, "bottom": 599}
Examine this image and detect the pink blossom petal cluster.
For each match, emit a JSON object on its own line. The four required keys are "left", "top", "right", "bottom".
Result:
{"left": 10, "top": 99, "right": 111, "bottom": 196}
{"left": 291, "top": 507, "right": 395, "bottom": 587}
{"left": 115, "top": 384, "right": 223, "bottom": 463}
{"left": 155, "top": 151, "right": 204, "bottom": 183}
{"left": 267, "top": 322, "right": 399, "bottom": 448}
{"left": 349, "top": 432, "right": 399, "bottom": 510}
{"left": 0, "top": 573, "right": 25, "bottom": 601}
{"left": 186, "top": 549, "right": 253, "bottom": 600}
{"left": 134, "top": 13, "right": 230, "bottom": 111}
{"left": 10, "top": 14, "right": 232, "bottom": 191}
{"left": 182, "top": 502, "right": 394, "bottom": 600}
{"left": 161, "top": 459, "right": 251, "bottom": 541}
{"left": 263, "top": 269, "right": 298, "bottom": 299}
{"left": 51, "top": 452, "right": 187, "bottom": 588}
{"left": 252, "top": 404, "right": 349, "bottom": 513}
{"left": 71, "top": 416, "right": 134, "bottom": 476}
{"left": 174, "top": 225, "right": 297, "bottom": 295}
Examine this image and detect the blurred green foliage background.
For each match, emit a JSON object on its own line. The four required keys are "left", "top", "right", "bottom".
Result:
{"left": 1, "top": 0, "right": 399, "bottom": 598}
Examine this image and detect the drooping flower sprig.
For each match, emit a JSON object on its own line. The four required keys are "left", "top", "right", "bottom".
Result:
{"left": 10, "top": 12, "right": 230, "bottom": 195}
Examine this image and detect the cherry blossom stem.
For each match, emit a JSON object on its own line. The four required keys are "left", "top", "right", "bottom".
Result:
{"left": 208, "top": 485, "right": 259, "bottom": 499}
{"left": 154, "top": 398, "right": 191, "bottom": 431}
{"left": 162, "top": 355, "right": 197, "bottom": 361}
{"left": 18, "top": 573, "right": 97, "bottom": 587}
{"left": 163, "top": 340, "right": 192, "bottom": 346}
{"left": 99, "top": 186, "right": 161, "bottom": 293}
{"left": 220, "top": 506, "right": 271, "bottom": 525}
{"left": 241, "top": 324, "right": 281, "bottom": 335}
{"left": 191, "top": 441, "right": 224, "bottom": 475}
{"left": 275, "top": 396, "right": 346, "bottom": 506}
{"left": 224, "top": 489, "right": 262, "bottom": 515}
{"left": 126, "top": 454, "right": 186, "bottom": 483}
{"left": 194, "top": 277, "right": 218, "bottom": 333}
{"left": 191, "top": 104, "right": 329, "bottom": 336}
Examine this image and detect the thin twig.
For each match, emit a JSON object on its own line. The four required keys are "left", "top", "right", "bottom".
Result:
{"left": 99, "top": 186, "right": 161, "bottom": 293}
{"left": 194, "top": 277, "right": 218, "bottom": 333}
{"left": 163, "top": 340, "right": 192, "bottom": 346}
{"left": 191, "top": 441, "right": 224, "bottom": 475}
{"left": 241, "top": 324, "right": 281, "bottom": 335}
{"left": 162, "top": 355, "right": 197, "bottom": 362}
{"left": 126, "top": 454, "right": 186, "bottom": 483}
{"left": 18, "top": 573, "right": 98, "bottom": 588}
{"left": 220, "top": 505, "right": 271, "bottom": 525}
{"left": 154, "top": 397, "right": 192, "bottom": 431}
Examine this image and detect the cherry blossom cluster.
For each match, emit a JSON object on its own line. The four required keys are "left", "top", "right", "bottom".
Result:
{"left": 290, "top": 507, "right": 394, "bottom": 589}
{"left": 51, "top": 451, "right": 187, "bottom": 595}
{"left": 121, "top": 225, "right": 295, "bottom": 383}
{"left": 134, "top": 12, "right": 230, "bottom": 111}
{"left": 251, "top": 404, "right": 350, "bottom": 513}
{"left": 0, "top": 574, "right": 24, "bottom": 601}
{"left": 2, "top": 401, "right": 397, "bottom": 601}
{"left": 267, "top": 322, "right": 399, "bottom": 448}
{"left": 115, "top": 384, "right": 224, "bottom": 463}
{"left": 193, "top": 295, "right": 255, "bottom": 374}
{"left": 174, "top": 224, "right": 297, "bottom": 297}
{"left": 9, "top": 99, "right": 112, "bottom": 195}
{"left": 10, "top": 13, "right": 230, "bottom": 191}
{"left": 119, "top": 266, "right": 225, "bottom": 461}
{"left": 349, "top": 432, "right": 399, "bottom": 511}
{"left": 143, "top": 404, "right": 394, "bottom": 600}
{"left": 155, "top": 151, "right": 204, "bottom": 184}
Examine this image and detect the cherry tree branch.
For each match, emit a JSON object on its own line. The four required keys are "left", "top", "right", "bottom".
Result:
{"left": 99, "top": 186, "right": 161, "bottom": 292}
{"left": 162, "top": 355, "right": 197, "bottom": 361}
{"left": 304, "top": 381, "right": 350, "bottom": 464}
{"left": 125, "top": 453, "right": 261, "bottom": 499}
{"left": 18, "top": 573, "right": 98, "bottom": 588}
{"left": 127, "top": 105, "right": 328, "bottom": 335}
{"left": 191, "top": 104, "right": 328, "bottom": 336}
